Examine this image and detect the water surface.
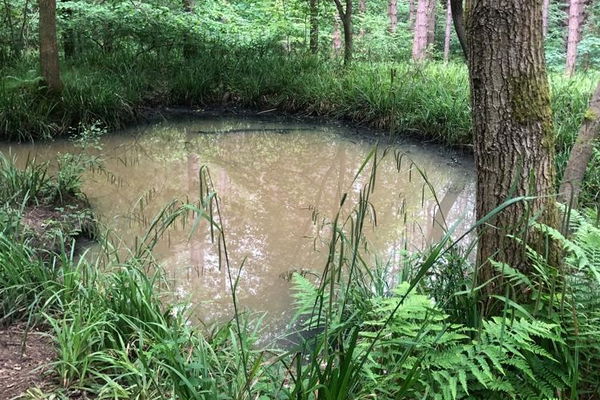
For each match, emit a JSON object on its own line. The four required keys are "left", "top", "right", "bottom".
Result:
{"left": 1, "top": 118, "right": 475, "bottom": 325}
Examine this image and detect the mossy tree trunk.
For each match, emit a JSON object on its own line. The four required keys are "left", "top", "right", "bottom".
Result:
{"left": 309, "top": 0, "right": 319, "bottom": 53}
{"left": 39, "top": 0, "right": 62, "bottom": 92}
{"left": 466, "top": 0, "right": 560, "bottom": 299}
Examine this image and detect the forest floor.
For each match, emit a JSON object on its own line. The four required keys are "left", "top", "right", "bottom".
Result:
{"left": 0, "top": 326, "right": 55, "bottom": 399}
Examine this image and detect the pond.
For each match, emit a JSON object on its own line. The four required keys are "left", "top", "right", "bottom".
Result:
{"left": 1, "top": 117, "right": 475, "bottom": 328}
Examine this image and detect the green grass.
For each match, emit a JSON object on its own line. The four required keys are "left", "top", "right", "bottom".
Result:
{"left": 1, "top": 48, "right": 598, "bottom": 205}
{"left": 2, "top": 152, "right": 600, "bottom": 399}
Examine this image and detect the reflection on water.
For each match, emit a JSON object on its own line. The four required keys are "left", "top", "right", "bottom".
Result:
{"left": 0, "top": 118, "right": 475, "bottom": 325}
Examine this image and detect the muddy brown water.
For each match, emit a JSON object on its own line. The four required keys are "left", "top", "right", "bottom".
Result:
{"left": 1, "top": 117, "right": 475, "bottom": 328}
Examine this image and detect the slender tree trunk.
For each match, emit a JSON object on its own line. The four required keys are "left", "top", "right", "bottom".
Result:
{"left": 39, "top": 0, "right": 61, "bottom": 92}
{"left": 388, "top": 0, "right": 398, "bottom": 33}
{"left": 412, "top": 0, "right": 432, "bottom": 61}
{"left": 409, "top": 0, "right": 416, "bottom": 28}
{"left": 566, "top": 0, "right": 582, "bottom": 76}
{"left": 359, "top": 0, "right": 366, "bottom": 37}
{"left": 559, "top": 82, "right": 600, "bottom": 207}
{"left": 443, "top": 0, "right": 452, "bottom": 63}
{"left": 309, "top": 0, "right": 319, "bottom": 53}
{"left": 450, "top": 0, "right": 468, "bottom": 59}
{"left": 426, "top": 0, "right": 436, "bottom": 48}
{"left": 332, "top": 16, "right": 342, "bottom": 54}
{"left": 467, "top": 0, "right": 560, "bottom": 297}
{"left": 333, "top": 0, "right": 353, "bottom": 66}
{"left": 182, "top": 0, "right": 196, "bottom": 59}
{"left": 342, "top": 13, "right": 353, "bottom": 65}
{"left": 542, "top": 0, "right": 550, "bottom": 37}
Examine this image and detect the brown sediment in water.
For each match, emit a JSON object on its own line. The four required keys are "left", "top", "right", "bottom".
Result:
{"left": 0, "top": 117, "right": 475, "bottom": 327}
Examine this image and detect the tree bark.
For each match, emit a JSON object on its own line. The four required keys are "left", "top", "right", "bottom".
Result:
{"left": 566, "top": 0, "right": 582, "bottom": 76}
{"left": 388, "top": 0, "right": 398, "bottom": 33}
{"left": 559, "top": 82, "right": 600, "bottom": 208}
{"left": 359, "top": 0, "right": 366, "bottom": 37}
{"left": 309, "top": 0, "right": 319, "bottom": 53}
{"left": 426, "top": 0, "right": 436, "bottom": 48}
{"left": 332, "top": 16, "right": 342, "bottom": 54}
{"left": 39, "top": 0, "right": 62, "bottom": 92}
{"left": 466, "top": 0, "right": 560, "bottom": 296}
{"left": 332, "top": 0, "right": 353, "bottom": 66}
{"left": 412, "top": 0, "right": 433, "bottom": 61}
{"left": 450, "top": 0, "right": 468, "bottom": 60}
{"left": 542, "top": 0, "right": 550, "bottom": 37}
{"left": 443, "top": 0, "right": 452, "bottom": 63}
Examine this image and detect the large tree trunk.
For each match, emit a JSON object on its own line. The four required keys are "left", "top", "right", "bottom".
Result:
{"left": 309, "top": 0, "right": 319, "bottom": 53}
{"left": 566, "top": 0, "right": 583, "bottom": 76}
{"left": 412, "top": 0, "right": 433, "bottom": 61}
{"left": 467, "top": 0, "right": 560, "bottom": 297}
{"left": 559, "top": 82, "right": 600, "bottom": 208}
{"left": 388, "top": 0, "right": 398, "bottom": 33}
{"left": 443, "top": 0, "right": 452, "bottom": 63}
{"left": 39, "top": 0, "right": 61, "bottom": 92}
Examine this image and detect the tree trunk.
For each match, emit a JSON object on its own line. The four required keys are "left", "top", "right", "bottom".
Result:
{"left": 412, "top": 0, "right": 432, "bottom": 61}
{"left": 333, "top": 0, "right": 353, "bottom": 66}
{"left": 388, "top": 0, "right": 398, "bottom": 33}
{"left": 450, "top": 0, "right": 468, "bottom": 60}
{"left": 359, "top": 0, "right": 366, "bottom": 37}
{"left": 39, "top": 0, "right": 61, "bottom": 92}
{"left": 443, "top": 0, "right": 452, "bottom": 63}
{"left": 426, "top": 0, "right": 436, "bottom": 48}
{"left": 332, "top": 16, "right": 342, "bottom": 54}
{"left": 466, "top": 0, "right": 560, "bottom": 296}
{"left": 309, "top": 0, "right": 319, "bottom": 53}
{"left": 342, "top": 14, "right": 353, "bottom": 66}
{"left": 182, "top": 0, "right": 196, "bottom": 59}
{"left": 566, "top": 0, "right": 582, "bottom": 76}
{"left": 409, "top": 0, "right": 416, "bottom": 28}
{"left": 559, "top": 82, "right": 600, "bottom": 208}
{"left": 542, "top": 0, "right": 550, "bottom": 37}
